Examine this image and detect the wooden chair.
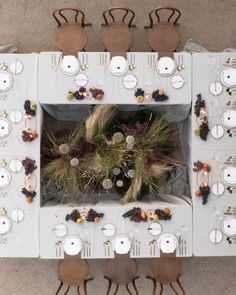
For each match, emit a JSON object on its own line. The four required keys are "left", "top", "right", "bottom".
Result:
{"left": 144, "top": 7, "right": 181, "bottom": 52}
{"left": 53, "top": 8, "right": 92, "bottom": 55}
{"left": 146, "top": 256, "right": 185, "bottom": 295}
{"left": 55, "top": 255, "right": 93, "bottom": 295}
{"left": 101, "top": 7, "right": 136, "bottom": 53}
{"left": 104, "top": 253, "right": 139, "bottom": 295}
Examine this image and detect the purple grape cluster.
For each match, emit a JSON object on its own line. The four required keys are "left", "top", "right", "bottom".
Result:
{"left": 199, "top": 185, "right": 210, "bottom": 205}
{"left": 22, "top": 158, "right": 37, "bottom": 175}
{"left": 24, "top": 100, "right": 36, "bottom": 117}
{"left": 21, "top": 187, "right": 36, "bottom": 197}
{"left": 122, "top": 207, "right": 148, "bottom": 223}
{"left": 134, "top": 88, "right": 145, "bottom": 97}
{"left": 152, "top": 90, "right": 169, "bottom": 102}
{"left": 86, "top": 209, "right": 104, "bottom": 222}
{"left": 199, "top": 122, "right": 209, "bottom": 141}
{"left": 65, "top": 209, "right": 80, "bottom": 222}
{"left": 89, "top": 88, "right": 104, "bottom": 100}
{"left": 194, "top": 94, "right": 206, "bottom": 117}
{"left": 73, "top": 87, "right": 86, "bottom": 100}
{"left": 154, "top": 209, "right": 172, "bottom": 220}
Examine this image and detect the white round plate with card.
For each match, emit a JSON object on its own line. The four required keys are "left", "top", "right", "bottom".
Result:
{"left": 211, "top": 125, "right": 224, "bottom": 139}
{"left": 60, "top": 55, "right": 80, "bottom": 76}
{"left": 209, "top": 229, "right": 223, "bottom": 244}
{"left": 157, "top": 233, "right": 178, "bottom": 254}
{"left": 209, "top": 81, "right": 223, "bottom": 96}
{"left": 0, "top": 71, "right": 13, "bottom": 92}
{"left": 122, "top": 74, "right": 137, "bottom": 89}
{"left": 53, "top": 224, "right": 68, "bottom": 238}
{"left": 9, "top": 60, "right": 23, "bottom": 75}
{"left": 102, "top": 223, "right": 116, "bottom": 237}
{"left": 112, "top": 235, "right": 131, "bottom": 254}
{"left": 9, "top": 110, "right": 23, "bottom": 124}
{"left": 0, "top": 168, "right": 11, "bottom": 188}
{"left": 156, "top": 57, "right": 176, "bottom": 77}
{"left": 222, "top": 216, "right": 236, "bottom": 237}
{"left": 211, "top": 182, "right": 225, "bottom": 196}
{"left": 221, "top": 166, "right": 236, "bottom": 185}
{"left": 11, "top": 208, "right": 24, "bottom": 223}
{"left": 148, "top": 222, "right": 162, "bottom": 236}
{"left": 0, "top": 118, "right": 11, "bottom": 138}
{"left": 170, "top": 75, "right": 185, "bottom": 89}
{"left": 75, "top": 73, "right": 88, "bottom": 87}
{"left": 221, "top": 110, "right": 236, "bottom": 128}
{"left": 109, "top": 56, "right": 128, "bottom": 76}
{"left": 220, "top": 68, "right": 236, "bottom": 87}
{"left": 9, "top": 159, "right": 22, "bottom": 173}
{"left": 62, "top": 235, "right": 82, "bottom": 256}
{"left": 0, "top": 215, "right": 11, "bottom": 234}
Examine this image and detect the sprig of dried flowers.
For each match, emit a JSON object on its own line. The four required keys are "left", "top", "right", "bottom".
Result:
{"left": 41, "top": 105, "right": 181, "bottom": 203}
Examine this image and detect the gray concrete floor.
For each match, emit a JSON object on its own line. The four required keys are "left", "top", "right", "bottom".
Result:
{"left": 0, "top": 0, "right": 236, "bottom": 294}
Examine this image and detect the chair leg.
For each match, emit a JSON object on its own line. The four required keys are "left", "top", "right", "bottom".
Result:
{"left": 170, "top": 283, "right": 179, "bottom": 295}
{"left": 176, "top": 278, "right": 185, "bottom": 295}
{"left": 64, "top": 286, "right": 70, "bottom": 295}
{"left": 132, "top": 277, "right": 139, "bottom": 295}
{"left": 126, "top": 284, "right": 132, "bottom": 295}
{"left": 159, "top": 283, "right": 163, "bottom": 295}
{"left": 55, "top": 280, "right": 63, "bottom": 295}
{"left": 113, "top": 284, "right": 119, "bottom": 295}
{"left": 146, "top": 276, "right": 157, "bottom": 295}
{"left": 83, "top": 278, "right": 94, "bottom": 295}
{"left": 104, "top": 276, "right": 112, "bottom": 295}
{"left": 77, "top": 286, "right": 81, "bottom": 295}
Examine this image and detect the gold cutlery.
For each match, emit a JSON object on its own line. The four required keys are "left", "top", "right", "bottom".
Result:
{"left": 99, "top": 53, "right": 107, "bottom": 72}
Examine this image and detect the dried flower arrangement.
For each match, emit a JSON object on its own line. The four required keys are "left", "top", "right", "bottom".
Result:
{"left": 41, "top": 105, "right": 182, "bottom": 204}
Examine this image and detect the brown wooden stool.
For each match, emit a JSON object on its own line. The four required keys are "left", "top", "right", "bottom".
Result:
{"left": 53, "top": 7, "right": 92, "bottom": 55}
{"left": 146, "top": 254, "right": 185, "bottom": 295}
{"left": 101, "top": 7, "right": 136, "bottom": 53}
{"left": 55, "top": 255, "right": 93, "bottom": 295}
{"left": 144, "top": 7, "right": 181, "bottom": 52}
{"left": 104, "top": 253, "right": 139, "bottom": 295}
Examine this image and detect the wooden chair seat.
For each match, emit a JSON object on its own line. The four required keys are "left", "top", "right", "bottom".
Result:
{"left": 104, "top": 254, "right": 139, "bottom": 295}
{"left": 55, "top": 257, "right": 93, "bottom": 295}
{"left": 101, "top": 7, "right": 136, "bottom": 53}
{"left": 148, "top": 22, "right": 180, "bottom": 52}
{"left": 146, "top": 256, "right": 185, "bottom": 294}
{"left": 56, "top": 23, "right": 88, "bottom": 55}
{"left": 145, "top": 6, "right": 181, "bottom": 53}
{"left": 53, "top": 7, "right": 91, "bottom": 55}
{"left": 103, "top": 22, "right": 134, "bottom": 53}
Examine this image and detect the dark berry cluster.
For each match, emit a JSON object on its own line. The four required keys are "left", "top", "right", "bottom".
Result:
{"left": 89, "top": 88, "right": 104, "bottom": 100}
{"left": 22, "top": 158, "right": 37, "bottom": 175}
{"left": 135, "top": 88, "right": 145, "bottom": 97}
{"left": 199, "top": 122, "right": 209, "bottom": 141}
{"left": 153, "top": 208, "right": 172, "bottom": 220}
{"left": 193, "top": 161, "right": 211, "bottom": 172}
{"left": 199, "top": 185, "right": 210, "bottom": 205}
{"left": 122, "top": 207, "right": 148, "bottom": 223}
{"left": 86, "top": 209, "right": 104, "bottom": 222}
{"left": 152, "top": 89, "right": 169, "bottom": 102}
{"left": 24, "top": 100, "right": 36, "bottom": 117}
{"left": 22, "top": 130, "right": 38, "bottom": 142}
{"left": 21, "top": 187, "right": 36, "bottom": 203}
{"left": 194, "top": 94, "right": 206, "bottom": 117}
{"left": 65, "top": 209, "right": 80, "bottom": 222}
{"left": 74, "top": 87, "right": 87, "bottom": 100}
